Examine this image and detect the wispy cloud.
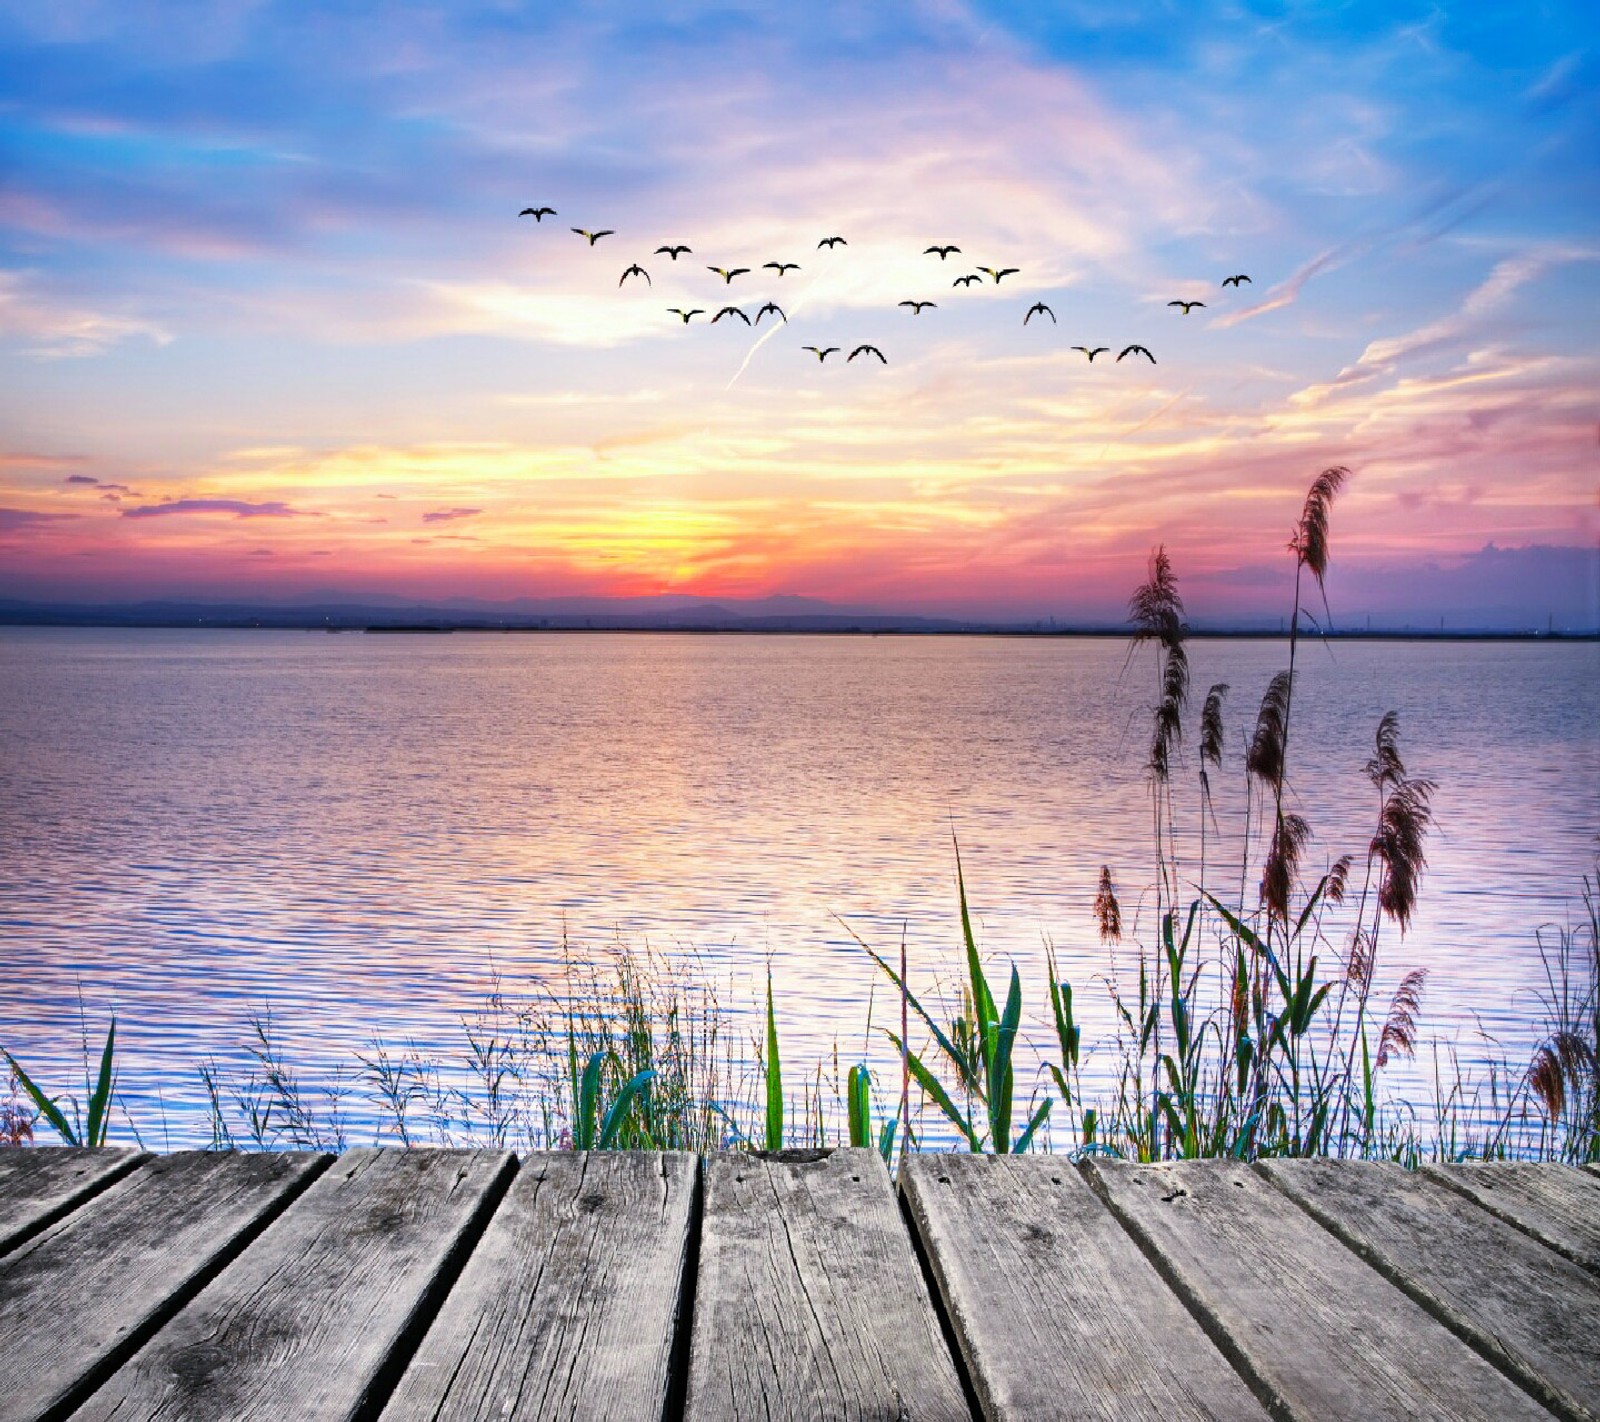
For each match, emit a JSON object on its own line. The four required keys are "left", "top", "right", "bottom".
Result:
{"left": 421, "top": 507, "right": 482, "bottom": 524}
{"left": 121, "top": 498, "right": 307, "bottom": 519}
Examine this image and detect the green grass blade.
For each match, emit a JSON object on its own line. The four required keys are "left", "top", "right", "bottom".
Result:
{"left": 2, "top": 1050, "right": 79, "bottom": 1146}
{"left": 847, "top": 931, "right": 975, "bottom": 1090}
{"left": 86, "top": 1018, "right": 116, "bottom": 1147}
{"left": 954, "top": 841, "right": 998, "bottom": 1070}
{"left": 846, "top": 1063, "right": 871, "bottom": 1149}
{"left": 764, "top": 968, "right": 783, "bottom": 1152}
{"left": 576, "top": 1050, "right": 604, "bottom": 1150}
{"left": 889, "top": 1031, "right": 979, "bottom": 1150}
{"left": 877, "top": 1116, "right": 898, "bottom": 1165}
{"left": 1014, "top": 1097, "right": 1052, "bottom": 1154}
{"left": 987, "top": 964, "right": 1022, "bottom": 1152}
{"left": 598, "top": 1068, "right": 657, "bottom": 1148}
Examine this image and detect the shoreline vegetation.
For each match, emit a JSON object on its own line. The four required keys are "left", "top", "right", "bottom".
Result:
{"left": 4, "top": 469, "right": 1597, "bottom": 1164}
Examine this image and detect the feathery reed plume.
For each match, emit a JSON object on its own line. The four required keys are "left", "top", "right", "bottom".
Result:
{"left": 1246, "top": 671, "right": 1293, "bottom": 789}
{"left": 1200, "top": 683, "right": 1229, "bottom": 770}
{"left": 1129, "top": 547, "right": 1189, "bottom": 783}
{"left": 1527, "top": 1031, "right": 1595, "bottom": 1122}
{"left": 1289, "top": 465, "right": 1348, "bottom": 592}
{"left": 1326, "top": 853, "right": 1353, "bottom": 906}
{"left": 1261, "top": 812, "right": 1312, "bottom": 923}
{"left": 1365, "top": 710, "right": 1406, "bottom": 791}
{"left": 1375, "top": 967, "right": 1428, "bottom": 1068}
{"left": 1372, "top": 776, "right": 1437, "bottom": 932}
{"left": 1094, "top": 865, "right": 1123, "bottom": 944}
{"left": 1346, "top": 927, "right": 1374, "bottom": 993}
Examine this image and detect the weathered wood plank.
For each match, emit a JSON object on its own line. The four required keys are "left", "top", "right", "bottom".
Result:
{"left": 74, "top": 1147, "right": 513, "bottom": 1422}
{"left": 0, "top": 1150, "right": 325, "bottom": 1422}
{"left": 902, "top": 1154, "right": 1269, "bottom": 1420}
{"left": 687, "top": 1148, "right": 969, "bottom": 1421}
{"left": 1087, "top": 1158, "right": 1553, "bottom": 1421}
{"left": 1261, "top": 1159, "right": 1600, "bottom": 1422}
{"left": 0, "top": 1147, "right": 145, "bottom": 1255}
{"left": 382, "top": 1151, "right": 695, "bottom": 1422}
{"left": 1423, "top": 1162, "right": 1600, "bottom": 1276}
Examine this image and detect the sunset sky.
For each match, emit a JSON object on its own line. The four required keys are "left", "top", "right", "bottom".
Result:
{"left": 1, "top": 1, "right": 1595, "bottom": 627}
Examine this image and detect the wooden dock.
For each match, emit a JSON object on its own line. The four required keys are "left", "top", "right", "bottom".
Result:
{"left": 1, "top": 1148, "right": 1596, "bottom": 1420}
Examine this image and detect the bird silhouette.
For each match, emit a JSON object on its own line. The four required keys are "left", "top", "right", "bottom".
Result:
{"left": 817, "top": 236, "right": 847, "bottom": 249}
{"left": 620, "top": 264, "right": 650, "bottom": 287}
{"left": 755, "top": 302, "right": 786, "bottom": 324}
{"left": 924, "top": 244, "right": 961, "bottom": 259}
{"left": 802, "top": 345, "right": 840, "bottom": 362}
{"left": 1024, "top": 302, "right": 1055, "bottom": 325}
{"left": 848, "top": 344, "right": 887, "bottom": 363}
{"left": 519, "top": 206, "right": 556, "bottom": 220}
{"left": 1221, "top": 274, "right": 1252, "bottom": 287}
{"left": 979, "top": 266, "right": 1020, "bottom": 284}
{"left": 1118, "top": 345, "right": 1156, "bottom": 363}
{"left": 572, "top": 228, "right": 614, "bottom": 245}
{"left": 708, "top": 266, "right": 750, "bottom": 284}
{"left": 1072, "top": 346, "right": 1110, "bottom": 361}
{"left": 1167, "top": 300, "right": 1205, "bottom": 314}
{"left": 655, "top": 244, "right": 691, "bottom": 259}
{"left": 899, "top": 300, "right": 936, "bottom": 314}
{"left": 712, "top": 305, "right": 751, "bottom": 325}
{"left": 667, "top": 308, "right": 704, "bottom": 324}
{"left": 953, "top": 274, "right": 982, "bottom": 287}
{"left": 763, "top": 261, "right": 800, "bottom": 276}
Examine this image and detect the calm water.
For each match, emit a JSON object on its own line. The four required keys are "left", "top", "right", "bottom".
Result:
{"left": 2, "top": 628, "right": 1595, "bottom": 1146}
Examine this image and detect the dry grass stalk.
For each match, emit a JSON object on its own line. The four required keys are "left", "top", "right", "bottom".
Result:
{"left": 1290, "top": 465, "right": 1349, "bottom": 590}
{"left": 1372, "top": 776, "right": 1437, "bottom": 931}
{"left": 1261, "top": 811, "right": 1312, "bottom": 923}
{"left": 1246, "top": 671, "right": 1293, "bottom": 789}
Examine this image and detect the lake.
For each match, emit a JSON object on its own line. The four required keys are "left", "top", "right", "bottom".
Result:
{"left": 1, "top": 628, "right": 1594, "bottom": 1148}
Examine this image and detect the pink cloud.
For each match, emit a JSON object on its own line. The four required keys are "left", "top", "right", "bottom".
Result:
{"left": 421, "top": 507, "right": 482, "bottom": 523}
{"left": 121, "top": 499, "right": 307, "bottom": 519}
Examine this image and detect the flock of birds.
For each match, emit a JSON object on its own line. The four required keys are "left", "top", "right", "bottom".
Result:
{"left": 518, "top": 204, "right": 1252, "bottom": 367}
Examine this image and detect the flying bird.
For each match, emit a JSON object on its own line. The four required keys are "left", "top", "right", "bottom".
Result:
{"left": 979, "top": 266, "right": 1019, "bottom": 283}
{"left": 519, "top": 206, "right": 556, "bottom": 220}
{"left": 1072, "top": 346, "right": 1110, "bottom": 361}
{"left": 1024, "top": 302, "right": 1055, "bottom": 325}
{"left": 1167, "top": 300, "right": 1205, "bottom": 314}
{"left": 712, "top": 305, "right": 751, "bottom": 325}
{"left": 899, "top": 300, "right": 936, "bottom": 314}
{"left": 817, "top": 236, "right": 847, "bottom": 249}
{"left": 655, "top": 244, "right": 691, "bottom": 259}
{"left": 1118, "top": 344, "right": 1156, "bottom": 363}
{"left": 1221, "top": 274, "right": 1252, "bottom": 287}
{"left": 572, "top": 228, "right": 613, "bottom": 245}
{"left": 802, "top": 345, "right": 839, "bottom": 362}
{"left": 924, "top": 244, "right": 961, "bottom": 259}
{"left": 620, "top": 264, "right": 650, "bottom": 287}
{"left": 708, "top": 266, "right": 750, "bottom": 284}
{"left": 953, "top": 274, "right": 982, "bottom": 287}
{"left": 755, "top": 302, "right": 786, "bottom": 324}
{"left": 667, "top": 308, "right": 704, "bottom": 324}
{"left": 763, "top": 261, "right": 800, "bottom": 276}
{"left": 848, "top": 344, "right": 887, "bottom": 363}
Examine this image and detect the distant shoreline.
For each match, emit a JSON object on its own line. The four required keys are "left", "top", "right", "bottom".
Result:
{"left": 0, "top": 616, "right": 1593, "bottom": 642}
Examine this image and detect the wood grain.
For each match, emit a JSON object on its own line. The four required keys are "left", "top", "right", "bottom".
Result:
{"left": 0, "top": 1147, "right": 144, "bottom": 1256}
{"left": 687, "top": 1148, "right": 970, "bottom": 1421}
{"left": 74, "top": 1148, "right": 513, "bottom": 1422}
{"left": 1087, "top": 1158, "right": 1554, "bottom": 1421}
{"left": 902, "top": 1154, "right": 1268, "bottom": 1420}
{"left": 382, "top": 1151, "right": 695, "bottom": 1422}
{"left": 0, "top": 1149, "right": 325, "bottom": 1422}
{"left": 1261, "top": 1158, "right": 1600, "bottom": 1421}
{"left": 1423, "top": 1162, "right": 1600, "bottom": 1276}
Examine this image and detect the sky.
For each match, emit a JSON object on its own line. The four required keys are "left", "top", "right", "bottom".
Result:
{"left": 0, "top": 0, "right": 1596, "bottom": 628}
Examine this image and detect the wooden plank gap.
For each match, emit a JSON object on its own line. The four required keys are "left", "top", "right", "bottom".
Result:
{"left": 1258, "top": 1160, "right": 1599, "bottom": 1422}
{"left": 1078, "top": 1160, "right": 1296, "bottom": 1422}
{"left": 1421, "top": 1163, "right": 1600, "bottom": 1277}
{"left": 352, "top": 1148, "right": 521, "bottom": 1421}
{"left": 892, "top": 1165, "right": 987, "bottom": 1421}
{"left": 0, "top": 1147, "right": 147, "bottom": 1258}
{"left": 660, "top": 1153, "right": 703, "bottom": 1422}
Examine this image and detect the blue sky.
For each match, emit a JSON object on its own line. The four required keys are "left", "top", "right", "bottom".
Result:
{"left": 0, "top": 1, "right": 1595, "bottom": 626}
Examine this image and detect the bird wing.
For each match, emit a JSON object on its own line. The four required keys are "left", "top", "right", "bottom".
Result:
{"left": 730, "top": 268, "right": 749, "bottom": 277}
{"left": 595, "top": 230, "right": 614, "bottom": 239}
{"left": 1191, "top": 301, "right": 1205, "bottom": 309}
{"left": 519, "top": 208, "right": 535, "bottom": 215}
{"left": 998, "top": 268, "right": 1018, "bottom": 278}
{"left": 1167, "top": 301, "right": 1184, "bottom": 307}
{"left": 572, "top": 228, "right": 587, "bottom": 237}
